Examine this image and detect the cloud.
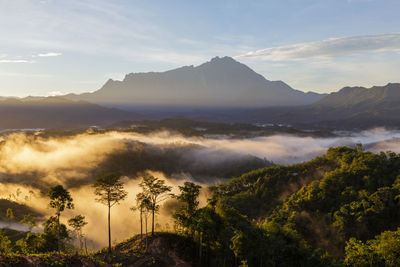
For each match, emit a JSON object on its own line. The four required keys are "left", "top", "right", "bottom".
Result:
{"left": 34, "top": 52, "right": 62, "bottom": 57}
{"left": 237, "top": 33, "right": 400, "bottom": 61}
{"left": 0, "top": 59, "right": 32, "bottom": 63}
{"left": 45, "top": 91, "right": 64, "bottom": 96}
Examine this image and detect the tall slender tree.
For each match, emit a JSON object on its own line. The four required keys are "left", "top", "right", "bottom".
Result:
{"left": 93, "top": 173, "right": 127, "bottom": 254}
{"left": 139, "top": 175, "right": 172, "bottom": 236}
{"left": 48, "top": 185, "right": 74, "bottom": 253}
{"left": 68, "top": 215, "right": 88, "bottom": 253}
{"left": 132, "top": 192, "right": 152, "bottom": 249}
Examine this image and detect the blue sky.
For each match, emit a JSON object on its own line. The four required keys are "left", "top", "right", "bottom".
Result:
{"left": 0, "top": 0, "right": 400, "bottom": 96}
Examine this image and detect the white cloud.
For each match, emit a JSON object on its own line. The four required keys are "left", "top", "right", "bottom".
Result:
{"left": 237, "top": 33, "right": 400, "bottom": 61}
{"left": 34, "top": 52, "right": 62, "bottom": 57}
{"left": 0, "top": 59, "right": 33, "bottom": 63}
{"left": 45, "top": 91, "right": 64, "bottom": 96}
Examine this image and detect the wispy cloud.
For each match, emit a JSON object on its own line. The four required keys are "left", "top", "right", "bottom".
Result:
{"left": 45, "top": 91, "right": 64, "bottom": 96}
{"left": 33, "top": 52, "right": 62, "bottom": 57}
{"left": 237, "top": 33, "right": 400, "bottom": 61}
{"left": 0, "top": 59, "right": 33, "bottom": 63}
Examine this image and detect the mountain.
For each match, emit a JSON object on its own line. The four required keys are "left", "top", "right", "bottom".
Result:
{"left": 306, "top": 83, "right": 400, "bottom": 124}
{"left": 314, "top": 82, "right": 400, "bottom": 109}
{"left": 230, "top": 83, "right": 400, "bottom": 129}
{"left": 0, "top": 97, "right": 143, "bottom": 130}
{"left": 66, "top": 56, "right": 325, "bottom": 108}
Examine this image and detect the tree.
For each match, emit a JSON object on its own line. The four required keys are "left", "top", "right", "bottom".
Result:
{"left": 132, "top": 192, "right": 152, "bottom": 250}
{"left": 48, "top": 185, "right": 74, "bottom": 253}
{"left": 173, "top": 182, "right": 201, "bottom": 236}
{"left": 93, "top": 173, "right": 127, "bottom": 254}
{"left": 6, "top": 208, "right": 14, "bottom": 220}
{"left": 139, "top": 175, "right": 172, "bottom": 236}
{"left": 132, "top": 192, "right": 151, "bottom": 239}
{"left": 0, "top": 230, "right": 11, "bottom": 254}
{"left": 68, "top": 215, "right": 88, "bottom": 253}
{"left": 41, "top": 216, "right": 70, "bottom": 253}
{"left": 19, "top": 213, "right": 37, "bottom": 231}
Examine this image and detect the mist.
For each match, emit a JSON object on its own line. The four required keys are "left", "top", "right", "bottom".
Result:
{"left": 0, "top": 127, "right": 399, "bottom": 248}
{"left": 0, "top": 171, "right": 210, "bottom": 250}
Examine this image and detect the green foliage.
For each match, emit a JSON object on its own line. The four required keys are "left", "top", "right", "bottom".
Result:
{"left": 48, "top": 185, "right": 74, "bottom": 215}
{"left": 41, "top": 216, "right": 70, "bottom": 252}
{"left": 19, "top": 213, "right": 38, "bottom": 230}
{"left": 0, "top": 145, "right": 399, "bottom": 267}
{"left": 67, "top": 215, "right": 87, "bottom": 233}
{"left": 139, "top": 175, "right": 172, "bottom": 235}
{"left": 344, "top": 228, "right": 400, "bottom": 267}
{"left": 68, "top": 215, "right": 88, "bottom": 252}
{"left": 198, "top": 147, "right": 400, "bottom": 265}
{"left": 0, "top": 230, "right": 12, "bottom": 254}
{"left": 93, "top": 173, "right": 128, "bottom": 207}
{"left": 48, "top": 185, "right": 74, "bottom": 253}
{"left": 6, "top": 208, "right": 14, "bottom": 220}
{"left": 94, "top": 173, "right": 127, "bottom": 254}
{"left": 0, "top": 199, "right": 41, "bottom": 221}
{"left": 173, "top": 182, "right": 201, "bottom": 234}
{"left": 12, "top": 216, "right": 70, "bottom": 254}
{"left": 15, "top": 232, "right": 44, "bottom": 254}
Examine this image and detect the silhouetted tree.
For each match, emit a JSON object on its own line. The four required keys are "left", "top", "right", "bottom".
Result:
{"left": 48, "top": 185, "right": 74, "bottom": 253}
{"left": 139, "top": 175, "right": 172, "bottom": 236}
{"left": 68, "top": 215, "right": 88, "bottom": 253}
{"left": 132, "top": 192, "right": 152, "bottom": 250}
{"left": 94, "top": 173, "right": 127, "bottom": 254}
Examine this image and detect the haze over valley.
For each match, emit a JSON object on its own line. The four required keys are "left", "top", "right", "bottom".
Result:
{"left": 1, "top": 1, "right": 400, "bottom": 266}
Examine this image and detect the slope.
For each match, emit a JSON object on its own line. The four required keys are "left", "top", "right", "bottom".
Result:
{"left": 66, "top": 56, "right": 324, "bottom": 108}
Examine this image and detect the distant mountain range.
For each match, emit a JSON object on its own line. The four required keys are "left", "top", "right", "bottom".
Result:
{"left": 0, "top": 57, "right": 399, "bottom": 130}
{"left": 65, "top": 56, "right": 325, "bottom": 108}
{"left": 233, "top": 83, "right": 400, "bottom": 129}
{"left": 0, "top": 97, "right": 143, "bottom": 130}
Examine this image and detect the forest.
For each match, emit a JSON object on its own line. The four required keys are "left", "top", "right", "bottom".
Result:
{"left": 0, "top": 145, "right": 399, "bottom": 266}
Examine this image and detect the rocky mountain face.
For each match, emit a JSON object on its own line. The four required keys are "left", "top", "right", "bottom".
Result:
{"left": 66, "top": 56, "right": 325, "bottom": 108}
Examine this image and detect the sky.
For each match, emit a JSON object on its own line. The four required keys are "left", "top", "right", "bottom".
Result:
{"left": 0, "top": 0, "right": 400, "bottom": 97}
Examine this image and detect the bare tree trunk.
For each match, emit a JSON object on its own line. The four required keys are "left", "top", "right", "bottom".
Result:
{"left": 199, "top": 232, "right": 202, "bottom": 264}
{"left": 108, "top": 203, "right": 111, "bottom": 255}
{"left": 140, "top": 209, "right": 143, "bottom": 241}
{"left": 78, "top": 230, "right": 82, "bottom": 252}
{"left": 151, "top": 207, "right": 155, "bottom": 236}
{"left": 145, "top": 214, "right": 148, "bottom": 250}
{"left": 57, "top": 213, "right": 61, "bottom": 254}
{"left": 84, "top": 238, "right": 88, "bottom": 255}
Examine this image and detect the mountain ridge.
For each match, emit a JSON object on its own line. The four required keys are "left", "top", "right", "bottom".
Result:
{"left": 65, "top": 56, "right": 326, "bottom": 108}
{"left": 0, "top": 97, "right": 144, "bottom": 130}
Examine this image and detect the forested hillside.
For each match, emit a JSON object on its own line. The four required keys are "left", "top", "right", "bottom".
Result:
{"left": 1, "top": 146, "right": 400, "bottom": 266}
{"left": 198, "top": 146, "right": 400, "bottom": 266}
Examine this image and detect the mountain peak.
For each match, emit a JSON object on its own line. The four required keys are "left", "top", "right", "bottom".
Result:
{"left": 210, "top": 56, "right": 237, "bottom": 63}
{"left": 67, "top": 56, "right": 325, "bottom": 107}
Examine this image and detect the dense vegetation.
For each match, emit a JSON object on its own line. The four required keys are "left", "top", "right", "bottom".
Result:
{"left": 1, "top": 146, "right": 400, "bottom": 266}
{"left": 192, "top": 146, "right": 400, "bottom": 266}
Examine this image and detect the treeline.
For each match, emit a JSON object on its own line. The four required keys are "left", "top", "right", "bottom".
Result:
{"left": 0, "top": 174, "right": 174, "bottom": 257}
{"left": 1, "top": 146, "right": 400, "bottom": 267}
{"left": 189, "top": 146, "right": 400, "bottom": 266}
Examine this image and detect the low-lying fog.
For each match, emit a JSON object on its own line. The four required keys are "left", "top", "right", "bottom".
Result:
{"left": 0, "top": 127, "right": 399, "bottom": 249}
